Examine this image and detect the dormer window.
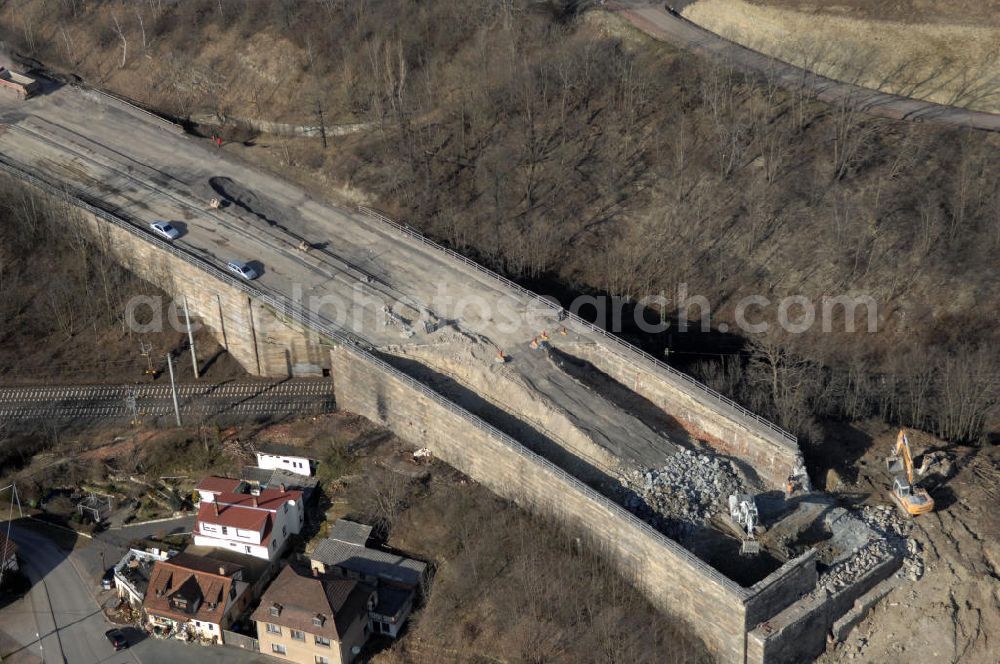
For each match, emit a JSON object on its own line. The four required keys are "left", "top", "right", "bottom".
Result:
{"left": 269, "top": 604, "right": 281, "bottom": 617}
{"left": 312, "top": 614, "right": 324, "bottom": 627}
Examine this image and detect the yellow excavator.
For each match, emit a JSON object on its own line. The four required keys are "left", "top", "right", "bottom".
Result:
{"left": 885, "top": 430, "right": 935, "bottom": 516}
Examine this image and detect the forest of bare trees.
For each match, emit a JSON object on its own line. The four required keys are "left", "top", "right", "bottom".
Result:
{"left": 0, "top": 179, "right": 161, "bottom": 379}
{"left": 1, "top": 0, "right": 997, "bottom": 444}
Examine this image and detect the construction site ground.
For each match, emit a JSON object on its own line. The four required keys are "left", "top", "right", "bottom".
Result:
{"left": 809, "top": 423, "right": 999, "bottom": 663}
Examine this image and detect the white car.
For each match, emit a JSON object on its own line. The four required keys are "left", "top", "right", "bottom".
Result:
{"left": 227, "top": 260, "right": 259, "bottom": 280}
{"left": 149, "top": 221, "right": 180, "bottom": 240}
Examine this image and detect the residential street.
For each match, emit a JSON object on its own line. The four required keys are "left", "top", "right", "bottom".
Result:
{"left": 0, "top": 520, "right": 276, "bottom": 664}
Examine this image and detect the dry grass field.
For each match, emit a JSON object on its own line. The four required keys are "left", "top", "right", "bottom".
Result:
{"left": 683, "top": 0, "right": 1000, "bottom": 112}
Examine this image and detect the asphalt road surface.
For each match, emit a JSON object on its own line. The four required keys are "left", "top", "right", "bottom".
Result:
{"left": 0, "top": 520, "right": 278, "bottom": 664}
{"left": 0, "top": 380, "right": 334, "bottom": 424}
{"left": 4, "top": 523, "right": 128, "bottom": 664}
{"left": 616, "top": 3, "right": 1000, "bottom": 132}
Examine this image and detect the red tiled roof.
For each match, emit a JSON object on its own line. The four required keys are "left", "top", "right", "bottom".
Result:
{"left": 196, "top": 477, "right": 243, "bottom": 494}
{"left": 197, "top": 501, "right": 269, "bottom": 533}
{"left": 214, "top": 487, "right": 301, "bottom": 511}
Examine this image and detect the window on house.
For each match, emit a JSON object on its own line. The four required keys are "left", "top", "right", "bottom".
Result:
{"left": 245, "top": 546, "right": 252, "bottom": 554}
{"left": 208, "top": 624, "right": 214, "bottom": 631}
{"left": 314, "top": 635, "right": 331, "bottom": 647}
{"left": 290, "top": 629, "right": 305, "bottom": 641}
{"left": 312, "top": 615, "right": 324, "bottom": 627}
{"left": 315, "top": 657, "right": 330, "bottom": 664}
{"left": 221, "top": 526, "right": 228, "bottom": 535}
{"left": 266, "top": 623, "right": 281, "bottom": 635}
{"left": 269, "top": 606, "right": 280, "bottom": 617}
{"left": 271, "top": 644, "right": 286, "bottom": 655}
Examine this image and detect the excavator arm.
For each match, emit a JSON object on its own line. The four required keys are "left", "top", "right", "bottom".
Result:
{"left": 896, "top": 430, "right": 916, "bottom": 484}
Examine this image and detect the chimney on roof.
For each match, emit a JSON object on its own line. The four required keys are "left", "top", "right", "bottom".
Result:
{"left": 280, "top": 483, "right": 286, "bottom": 493}
{"left": 213, "top": 501, "right": 219, "bottom": 516}
{"left": 312, "top": 565, "right": 319, "bottom": 577}
{"left": 252, "top": 495, "right": 258, "bottom": 507}
{"left": 219, "top": 565, "right": 226, "bottom": 576}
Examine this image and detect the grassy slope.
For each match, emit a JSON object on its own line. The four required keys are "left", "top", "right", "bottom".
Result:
{"left": 685, "top": 0, "right": 1000, "bottom": 112}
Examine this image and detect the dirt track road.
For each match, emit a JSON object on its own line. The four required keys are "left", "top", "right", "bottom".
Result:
{"left": 616, "top": 4, "right": 1000, "bottom": 132}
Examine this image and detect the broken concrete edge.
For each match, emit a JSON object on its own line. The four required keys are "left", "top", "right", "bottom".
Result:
{"left": 353, "top": 206, "right": 801, "bottom": 456}
{"left": 747, "top": 552, "right": 903, "bottom": 663}
{"left": 749, "top": 548, "right": 819, "bottom": 596}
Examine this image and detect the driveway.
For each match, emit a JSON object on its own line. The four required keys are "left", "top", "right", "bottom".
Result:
{"left": 0, "top": 519, "right": 277, "bottom": 664}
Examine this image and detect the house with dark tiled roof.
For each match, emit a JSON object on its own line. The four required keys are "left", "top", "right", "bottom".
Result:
{"left": 193, "top": 476, "right": 304, "bottom": 560}
{"left": 309, "top": 520, "right": 428, "bottom": 639}
{"left": 252, "top": 563, "right": 374, "bottom": 664}
{"left": 142, "top": 552, "right": 251, "bottom": 644}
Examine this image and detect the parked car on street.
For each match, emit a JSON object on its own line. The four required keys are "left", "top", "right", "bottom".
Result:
{"left": 101, "top": 567, "right": 115, "bottom": 590}
{"left": 227, "top": 260, "right": 259, "bottom": 280}
{"left": 104, "top": 628, "right": 128, "bottom": 651}
{"left": 149, "top": 221, "right": 180, "bottom": 240}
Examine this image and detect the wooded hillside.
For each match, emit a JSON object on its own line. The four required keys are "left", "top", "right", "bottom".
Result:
{"left": 1, "top": 0, "right": 996, "bottom": 445}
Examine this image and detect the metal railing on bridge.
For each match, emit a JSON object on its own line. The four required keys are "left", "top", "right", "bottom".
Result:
{"left": 356, "top": 205, "right": 798, "bottom": 448}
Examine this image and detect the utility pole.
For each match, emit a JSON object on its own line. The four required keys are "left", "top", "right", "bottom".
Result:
{"left": 139, "top": 340, "right": 156, "bottom": 376}
{"left": 125, "top": 386, "right": 141, "bottom": 426}
{"left": 183, "top": 296, "right": 200, "bottom": 379}
{"left": 166, "top": 352, "right": 182, "bottom": 427}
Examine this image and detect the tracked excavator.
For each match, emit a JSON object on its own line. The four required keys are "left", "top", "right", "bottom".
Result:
{"left": 886, "top": 430, "right": 935, "bottom": 516}
{"left": 729, "top": 493, "right": 760, "bottom": 555}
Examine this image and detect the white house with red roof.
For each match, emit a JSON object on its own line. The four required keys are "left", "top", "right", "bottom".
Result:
{"left": 193, "top": 477, "right": 304, "bottom": 561}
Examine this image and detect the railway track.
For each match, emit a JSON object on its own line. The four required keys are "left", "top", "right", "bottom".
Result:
{"left": 0, "top": 379, "right": 334, "bottom": 423}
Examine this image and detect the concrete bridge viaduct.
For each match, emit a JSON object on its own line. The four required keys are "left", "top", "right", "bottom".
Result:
{"left": 0, "top": 85, "right": 852, "bottom": 664}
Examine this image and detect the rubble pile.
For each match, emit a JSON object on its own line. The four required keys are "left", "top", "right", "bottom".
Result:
{"left": 860, "top": 504, "right": 924, "bottom": 581}
{"left": 817, "top": 539, "right": 894, "bottom": 593}
{"left": 617, "top": 449, "right": 747, "bottom": 536}
{"left": 860, "top": 504, "right": 911, "bottom": 539}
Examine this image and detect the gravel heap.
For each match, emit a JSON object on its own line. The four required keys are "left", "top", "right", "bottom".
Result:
{"left": 860, "top": 504, "right": 924, "bottom": 581}
{"left": 859, "top": 504, "right": 912, "bottom": 539}
{"left": 817, "top": 539, "right": 894, "bottom": 593}
{"left": 617, "top": 449, "right": 747, "bottom": 538}
{"left": 815, "top": 503, "right": 925, "bottom": 594}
